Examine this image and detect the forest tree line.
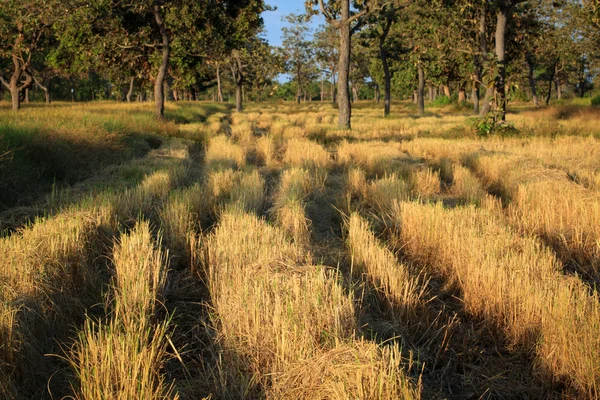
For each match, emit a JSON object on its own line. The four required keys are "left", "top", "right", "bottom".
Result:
{"left": 1, "top": 0, "right": 600, "bottom": 128}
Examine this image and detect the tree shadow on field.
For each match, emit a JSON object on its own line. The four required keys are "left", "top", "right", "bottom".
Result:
{"left": 301, "top": 161, "right": 566, "bottom": 399}
{"left": 3, "top": 225, "right": 117, "bottom": 400}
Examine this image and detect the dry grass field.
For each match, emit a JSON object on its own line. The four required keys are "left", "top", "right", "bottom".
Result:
{"left": 1, "top": 100, "right": 600, "bottom": 399}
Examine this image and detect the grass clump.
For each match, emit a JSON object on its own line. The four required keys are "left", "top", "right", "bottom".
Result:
{"left": 69, "top": 221, "right": 175, "bottom": 400}
{"left": 393, "top": 201, "right": 600, "bottom": 397}
{"left": 203, "top": 209, "right": 421, "bottom": 399}
{"left": 346, "top": 213, "right": 426, "bottom": 321}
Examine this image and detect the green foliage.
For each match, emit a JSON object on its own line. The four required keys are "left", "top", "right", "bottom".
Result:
{"left": 466, "top": 113, "right": 520, "bottom": 138}
{"left": 591, "top": 94, "right": 600, "bottom": 106}
{"left": 430, "top": 95, "right": 452, "bottom": 107}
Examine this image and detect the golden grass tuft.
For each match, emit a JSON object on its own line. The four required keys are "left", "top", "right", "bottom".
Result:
{"left": 111, "top": 221, "right": 168, "bottom": 327}
{"left": 69, "top": 221, "right": 175, "bottom": 400}
{"left": 366, "top": 174, "right": 411, "bottom": 213}
{"left": 508, "top": 180, "right": 600, "bottom": 280}
{"left": 345, "top": 167, "right": 368, "bottom": 200}
{"left": 256, "top": 135, "right": 278, "bottom": 168}
{"left": 230, "top": 123, "right": 254, "bottom": 147}
{"left": 204, "top": 210, "right": 420, "bottom": 398}
{"left": 270, "top": 342, "right": 420, "bottom": 400}
{"left": 470, "top": 152, "right": 600, "bottom": 281}
{"left": 204, "top": 168, "right": 265, "bottom": 216}
{"left": 283, "top": 138, "right": 330, "bottom": 169}
{"left": 347, "top": 213, "right": 426, "bottom": 320}
{"left": 337, "top": 140, "right": 403, "bottom": 176}
{"left": 160, "top": 191, "right": 195, "bottom": 267}
{"left": 278, "top": 167, "right": 317, "bottom": 201}
{"left": 72, "top": 318, "right": 174, "bottom": 400}
{"left": 271, "top": 168, "right": 316, "bottom": 245}
{"left": 410, "top": 168, "right": 441, "bottom": 198}
{"left": 449, "top": 164, "right": 488, "bottom": 205}
{"left": 394, "top": 201, "right": 600, "bottom": 396}
{"left": 205, "top": 135, "right": 246, "bottom": 170}
{"left": 0, "top": 211, "right": 101, "bottom": 297}
{"left": 272, "top": 200, "right": 311, "bottom": 246}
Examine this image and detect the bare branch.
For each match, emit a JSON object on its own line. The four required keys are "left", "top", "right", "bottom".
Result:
{"left": 0, "top": 75, "right": 9, "bottom": 90}
{"left": 345, "top": 8, "right": 369, "bottom": 26}
{"left": 318, "top": 0, "right": 338, "bottom": 26}
{"left": 18, "top": 72, "right": 33, "bottom": 92}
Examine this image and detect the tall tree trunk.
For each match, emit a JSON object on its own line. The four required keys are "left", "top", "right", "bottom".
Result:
{"left": 4, "top": 54, "right": 32, "bottom": 111}
{"left": 443, "top": 85, "right": 451, "bottom": 98}
{"left": 374, "top": 83, "right": 380, "bottom": 103}
{"left": 331, "top": 68, "right": 336, "bottom": 103}
{"left": 417, "top": 62, "right": 425, "bottom": 115}
{"left": 216, "top": 64, "right": 224, "bottom": 102}
{"left": 472, "top": 82, "right": 479, "bottom": 113}
{"left": 546, "top": 58, "right": 558, "bottom": 106}
{"left": 24, "top": 88, "right": 30, "bottom": 103}
{"left": 458, "top": 87, "right": 466, "bottom": 104}
{"left": 235, "top": 84, "right": 242, "bottom": 111}
{"left": 33, "top": 75, "right": 51, "bottom": 104}
{"left": 126, "top": 76, "right": 134, "bottom": 103}
{"left": 337, "top": 0, "right": 352, "bottom": 129}
{"left": 527, "top": 55, "right": 538, "bottom": 106}
{"left": 352, "top": 86, "right": 359, "bottom": 103}
{"left": 495, "top": 8, "right": 508, "bottom": 121}
{"left": 153, "top": 4, "right": 170, "bottom": 120}
{"left": 232, "top": 51, "right": 244, "bottom": 112}
{"left": 579, "top": 56, "right": 586, "bottom": 98}
{"left": 556, "top": 80, "right": 561, "bottom": 100}
{"left": 6, "top": 79, "right": 18, "bottom": 111}
{"left": 478, "top": 4, "right": 493, "bottom": 117}
{"left": 321, "top": 71, "right": 325, "bottom": 102}
{"left": 297, "top": 65, "right": 302, "bottom": 104}
{"left": 379, "top": 14, "right": 393, "bottom": 116}
{"left": 428, "top": 86, "right": 433, "bottom": 101}
{"left": 473, "top": 8, "right": 485, "bottom": 115}
{"left": 382, "top": 52, "right": 391, "bottom": 116}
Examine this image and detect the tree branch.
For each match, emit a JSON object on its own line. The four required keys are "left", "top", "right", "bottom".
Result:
{"left": 346, "top": 8, "right": 369, "bottom": 26}
{"left": 18, "top": 71, "right": 33, "bottom": 91}
{"left": 317, "top": 0, "right": 335, "bottom": 23}
{"left": 0, "top": 75, "right": 9, "bottom": 90}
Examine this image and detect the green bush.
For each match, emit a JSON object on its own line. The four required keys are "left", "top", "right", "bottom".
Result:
{"left": 430, "top": 95, "right": 452, "bottom": 107}
{"left": 591, "top": 94, "right": 600, "bottom": 107}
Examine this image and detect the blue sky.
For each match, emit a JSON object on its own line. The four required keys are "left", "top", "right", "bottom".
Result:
{"left": 262, "top": 1, "right": 325, "bottom": 47}
{"left": 261, "top": 1, "right": 325, "bottom": 82}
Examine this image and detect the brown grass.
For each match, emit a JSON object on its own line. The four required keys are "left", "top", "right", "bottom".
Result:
{"left": 393, "top": 201, "right": 600, "bottom": 396}
{"left": 283, "top": 138, "right": 331, "bottom": 169}
{"left": 69, "top": 221, "right": 175, "bottom": 399}
{"left": 346, "top": 213, "right": 427, "bottom": 321}
{"left": 203, "top": 209, "right": 420, "bottom": 398}
{"left": 469, "top": 152, "right": 600, "bottom": 281}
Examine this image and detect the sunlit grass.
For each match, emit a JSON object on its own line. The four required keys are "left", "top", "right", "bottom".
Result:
{"left": 3, "top": 100, "right": 600, "bottom": 399}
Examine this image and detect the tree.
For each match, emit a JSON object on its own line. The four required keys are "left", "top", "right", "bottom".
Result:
{"left": 282, "top": 14, "right": 314, "bottom": 104}
{"left": 0, "top": 0, "right": 54, "bottom": 111}
{"left": 314, "top": 24, "right": 339, "bottom": 103}
{"left": 391, "top": 0, "right": 442, "bottom": 115}
{"left": 245, "top": 40, "right": 283, "bottom": 102}
{"left": 219, "top": 1, "right": 271, "bottom": 111}
{"left": 363, "top": 2, "right": 405, "bottom": 115}
{"left": 54, "top": 0, "right": 268, "bottom": 119}
{"left": 307, "top": 0, "right": 380, "bottom": 129}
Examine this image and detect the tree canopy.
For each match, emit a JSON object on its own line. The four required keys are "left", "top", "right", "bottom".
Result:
{"left": 1, "top": 0, "right": 599, "bottom": 126}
